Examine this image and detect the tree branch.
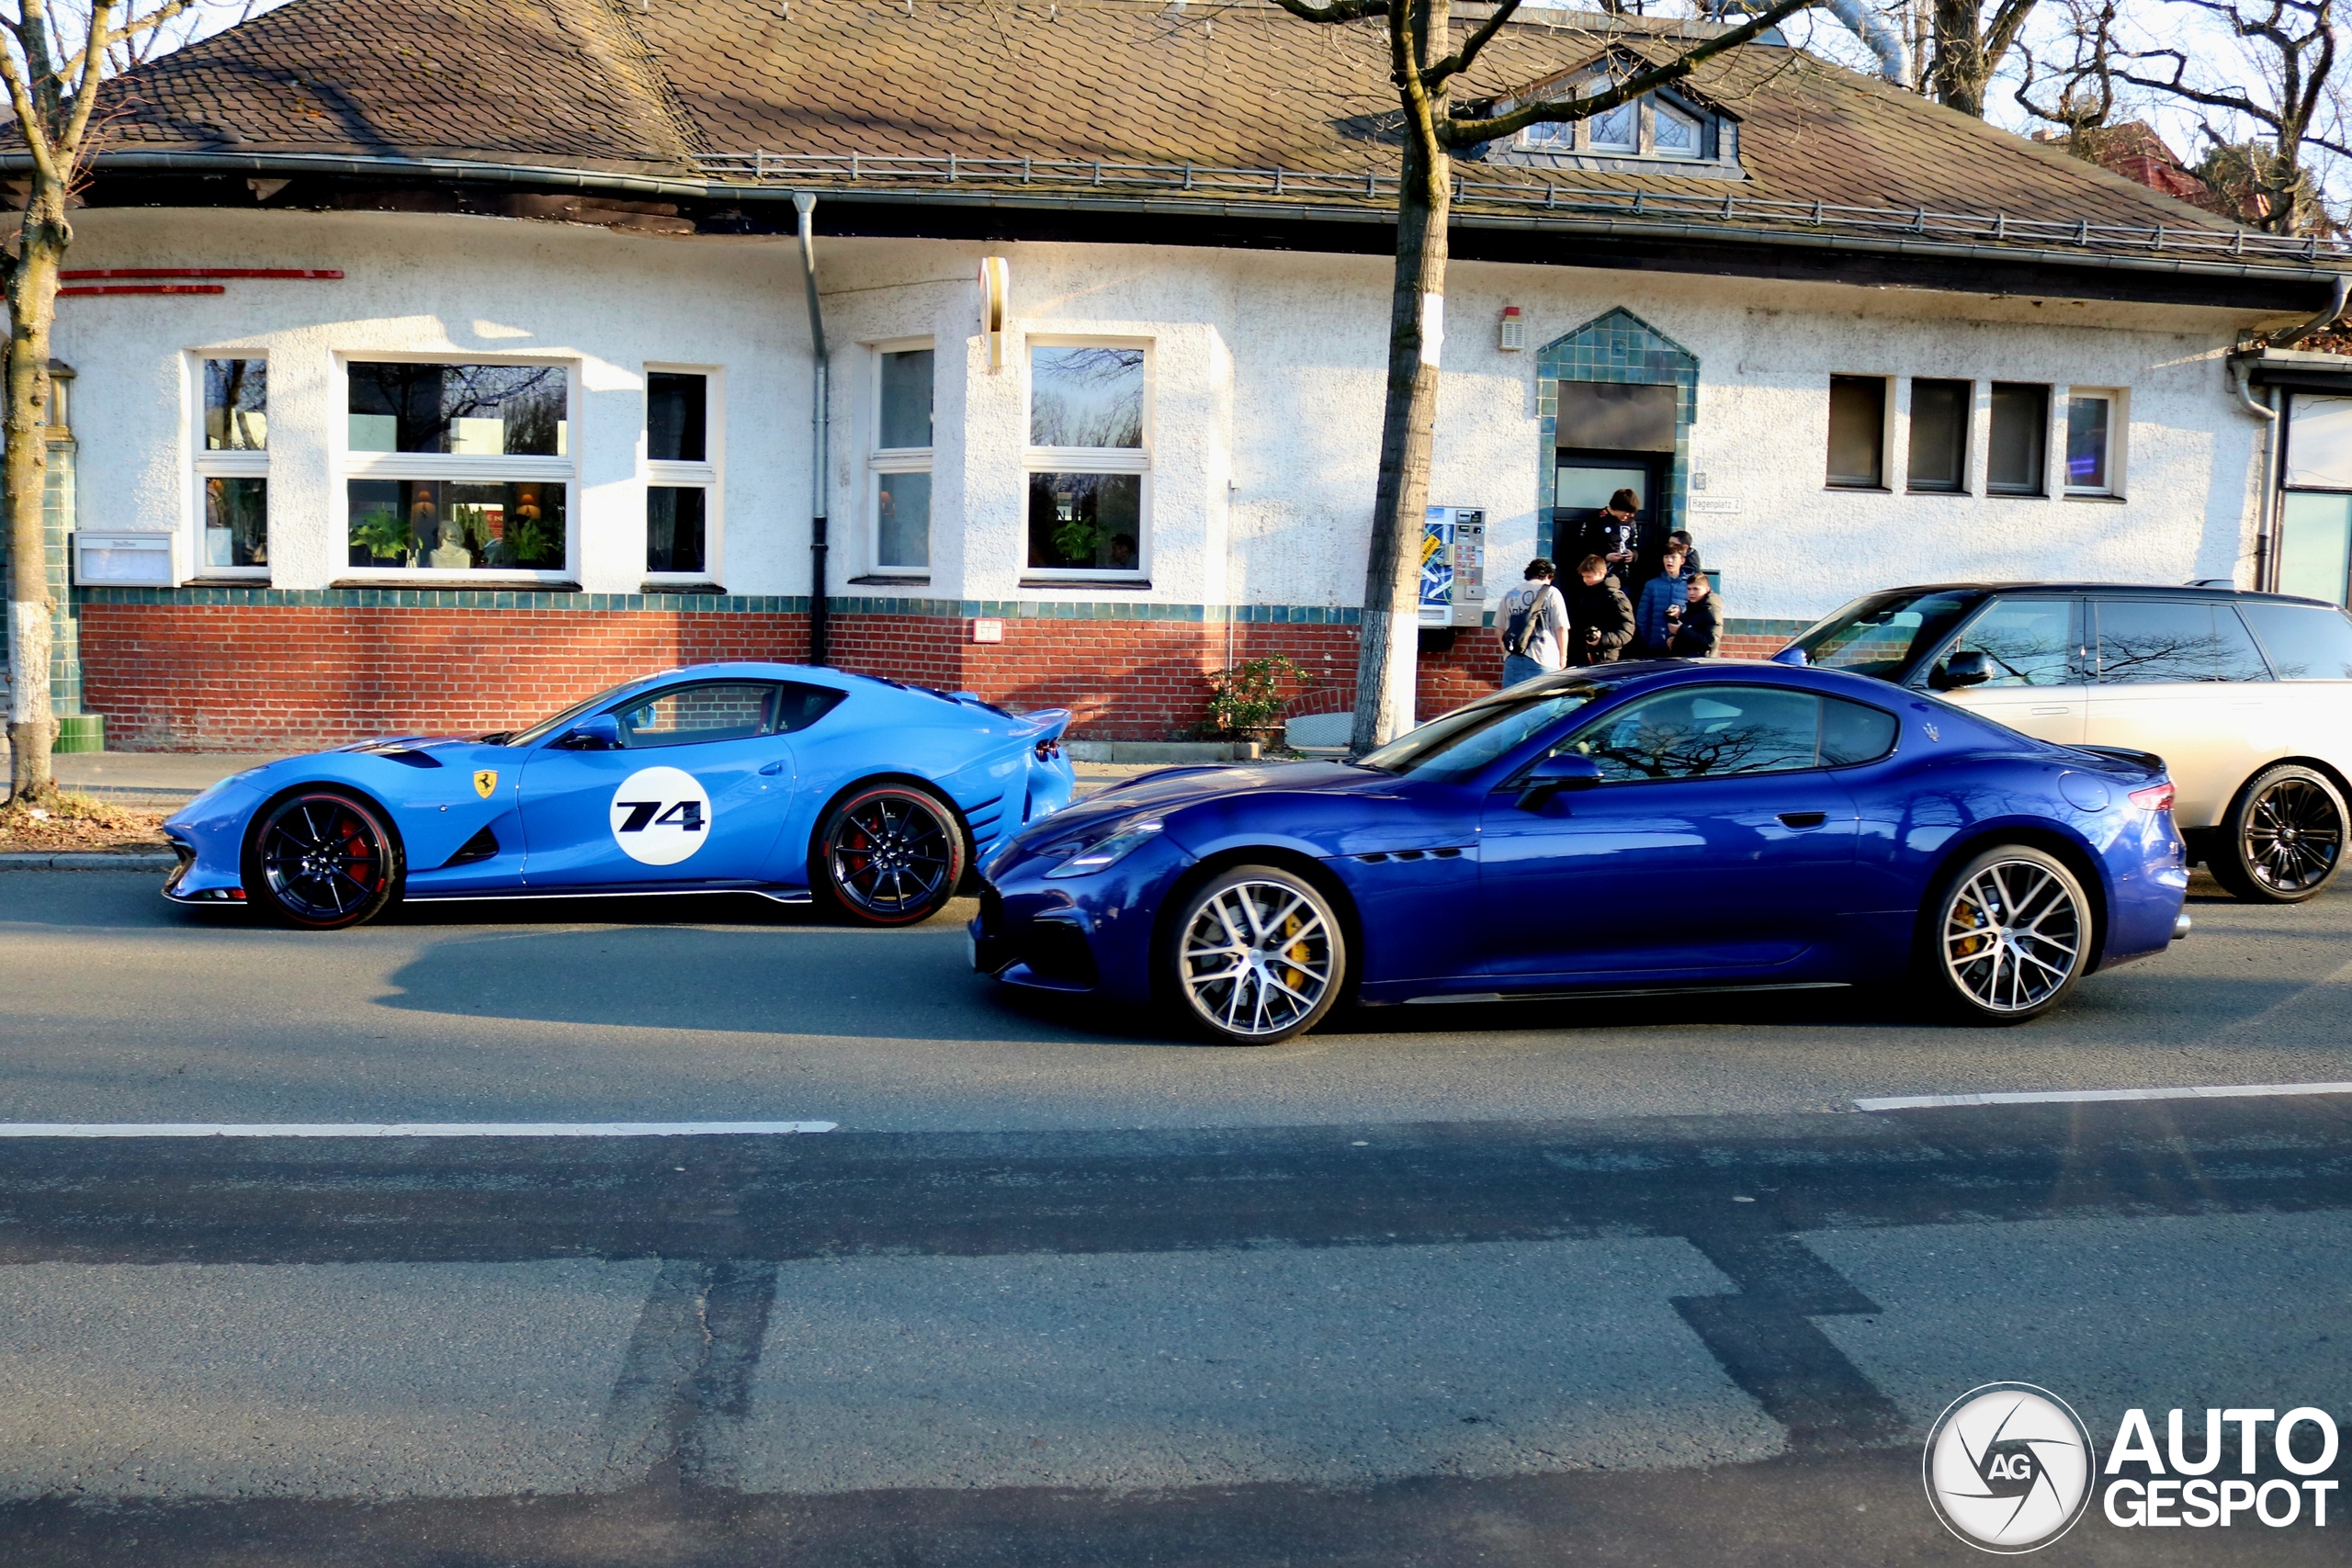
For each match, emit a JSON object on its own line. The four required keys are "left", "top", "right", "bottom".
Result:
{"left": 1449, "top": 0, "right": 1815, "bottom": 149}
{"left": 1265, "top": 0, "right": 1389, "bottom": 22}
{"left": 1421, "top": 0, "right": 1526, "bottom": 87}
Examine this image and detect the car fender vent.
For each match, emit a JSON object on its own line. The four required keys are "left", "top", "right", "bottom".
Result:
{"left": 443, "top": 825, "right": 500, "bottom": 867}
{"left": 378, "top": 749, "right": 442, "bottom": 769}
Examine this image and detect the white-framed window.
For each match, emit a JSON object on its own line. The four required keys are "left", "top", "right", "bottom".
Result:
{"left": 869, "top": 341, "right": 933, "bottom": 576}
{"left": 1589, "top": 96, "right": 1639, "bottom": 152}
{"left": 194, "top": 355, "right": 269, "bottom": 576}
{"left": 1518, "top": 119, "right": 1575, "bottom": 152}
{"left": 646, "top": 367, "right": 718, "bottom": 581}
{"left": 1826, "top": 374, "right": 1890, "bottom": 490}
{"left": 339, "top": 356, "right": 574, "bottom": 578}
{"left": 1988, "top": 381, "right": 2052, "bottom": 497}
{"left": 1025, "top": 341, "right": 1149, "bottom": 580}
{"left": 2064, "top": 387, "right": 2123, "bottom": 497}
{"left": 1653, "top": 100, "right": 1703, "bottom": 158}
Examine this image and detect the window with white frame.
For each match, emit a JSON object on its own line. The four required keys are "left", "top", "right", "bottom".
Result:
{"left": 1653, "top": 100, "right": 1702, "bottom": 158}
{"left": 1518, "top": 119, "right": 1575, "bottom": 151}
{"left": 870, "top": 344, "right": 933, "bottom": 575}
{"left": 1588, "top": 97, "right": 1638, "bottom": 152}
{"left": 1026, "top": 343, "right": 1148, "bottom": 578}
{"left": 646, "top": 370, "right": 717, "bottom": 579}
{"left": 2064, "top": 388, "right": 2122, "bottom": 497}
{"left": 343, "top": 360, "right": 571, "bottom": 575}
{"left": 196, "top": 356, "right": 268, "bottom": 572}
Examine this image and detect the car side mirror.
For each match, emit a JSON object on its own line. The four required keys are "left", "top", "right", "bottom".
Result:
{"left": 1934, "top": 649, "right": 1993, "bottom": 691}
{"left": 556, "top": 713, "right": 622, "bottom": 750}
{"left": 1769, "top": 647, "right": 1807, "bottom": 667}
{"left": 1517, "top": 751, "right": 1602, "bottom": 810}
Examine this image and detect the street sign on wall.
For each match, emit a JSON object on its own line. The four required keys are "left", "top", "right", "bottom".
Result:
{"left": 1420, "top": 507, "right": 1487, "bottom": 628}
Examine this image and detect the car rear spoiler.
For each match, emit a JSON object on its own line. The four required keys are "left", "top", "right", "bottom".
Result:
{"left": 1010, "top": 705, "right": 1072, "bottom": 740}
{"left": 2075, "top": 744, "right": 2167, "bottom": 776}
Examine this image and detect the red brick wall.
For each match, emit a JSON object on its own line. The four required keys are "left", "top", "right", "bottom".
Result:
{"left": 78, "top": 604, "right": 1519, "bottom": 751}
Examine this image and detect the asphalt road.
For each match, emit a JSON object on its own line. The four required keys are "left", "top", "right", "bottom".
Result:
{"left": 2, "top": 869, "right": 2349, "bottom": 1565}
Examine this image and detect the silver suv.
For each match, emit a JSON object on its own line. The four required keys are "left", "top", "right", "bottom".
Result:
{"left": 1782, "top": 583, "right": 2352, "bottom": 903}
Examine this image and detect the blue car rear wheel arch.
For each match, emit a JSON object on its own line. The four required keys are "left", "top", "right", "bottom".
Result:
{"left": 808, "top": 771, "right": 979, "bottom": 895}
{"left": 1148, "top": 844, "right": 1368, "bottom": 1012}
{"left": 1917, "top": 825, "right": 2110, "bottom": 974}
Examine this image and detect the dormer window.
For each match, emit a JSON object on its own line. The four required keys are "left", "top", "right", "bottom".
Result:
{"left": 1491, "top": 62, "right": 1738, "bottom": 175}
{"left": 1654, "top": 101, "right": 1702, "bottom": 159}
{"left": 1588, "top": 99, "right": 1638, "bottom": 152}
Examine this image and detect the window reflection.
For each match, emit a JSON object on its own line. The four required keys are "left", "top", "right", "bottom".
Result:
{"left": 1569, "top": 686, "right": 1822, "bottom": 780}
{"left": 1949, "top": 599, "right": 2080, "bottom": 687}
{"left": 2094, "top": 600, "right": 2270, "bottom": 684}
{"left": 347, "top": 363, "right": 566, "bottom": 456}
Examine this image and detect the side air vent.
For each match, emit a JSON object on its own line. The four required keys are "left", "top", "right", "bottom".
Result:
{"left": 443, "top": 825, "right": 500, "bottom": 867}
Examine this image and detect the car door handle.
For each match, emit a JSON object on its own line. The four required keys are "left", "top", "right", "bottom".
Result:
{"left": 758, "top": 760, "right": 785, "bottom": 775}
{"left": 1777, "top": 811, "right": 1827, "bottom": 829}
{"left": 2029, "top": 705, "right": 2073, "bottom": 716}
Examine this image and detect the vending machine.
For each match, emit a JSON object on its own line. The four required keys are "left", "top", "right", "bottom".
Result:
{"left": 1419, "top": 507, "right": 1487, "bottom": 629}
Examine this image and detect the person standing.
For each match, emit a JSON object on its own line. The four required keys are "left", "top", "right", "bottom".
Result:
{"left": 1497, "top": 558, "right": 1570, "bottom": 687}
{"left": 1670, "top": 569, "right": 1723, "bottom": 658}
{"left": 1566, "top": 554, "right": 1634, "bottom": 665}
{"left": 1634, "top": 543, "right": 1692, "bottom": 658}
{"left": 1578, "top": 489, "right": 1645, "bottom": 600}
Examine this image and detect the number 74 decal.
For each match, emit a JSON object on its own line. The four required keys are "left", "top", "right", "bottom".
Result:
{"left": 615, "top": 799, "right": 704, "bottom": 833}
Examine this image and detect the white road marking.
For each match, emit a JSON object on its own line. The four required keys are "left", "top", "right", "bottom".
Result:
{"left": 1854, "top": 1081, "right": 2352, "bottom": 1111}
{"left": 0, "top": 1121, "right": 837, "bottom": 1138}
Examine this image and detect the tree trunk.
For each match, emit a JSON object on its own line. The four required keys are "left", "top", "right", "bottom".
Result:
{"left": 1349, "top": 133, "right": 1450, "bottom": 753}
{"left": 5, "top": 195, "right": 64, "bottom": 804}
{"left": 1928, "top": 0, "right": 1988, "bottom": 116}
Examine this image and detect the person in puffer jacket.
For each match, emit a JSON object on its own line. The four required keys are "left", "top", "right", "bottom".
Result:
{"left": 1634, "top": 543, "right": 1691, "bottom": 657}
{"left": 1670, "top": 570, "right": 1723, "bottom": 657}
{"left": 1566, "top": 555, "right": 1634, "bottom": 664}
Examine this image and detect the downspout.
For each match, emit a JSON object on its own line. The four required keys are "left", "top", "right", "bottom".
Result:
{"left": 2268, "top": 273, "right": 2348, "bottom": 347}
{"left": 2226, "top": 352, "right": 2281, "bottom": 592}
{"left": 793, "top": 191, "right": 831, "bottom": 666}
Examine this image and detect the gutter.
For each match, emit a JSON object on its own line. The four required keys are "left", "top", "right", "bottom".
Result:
{"left": 39, "top": 149, "right": 2350, "bottom": 298}
{"left": 791, "top": 191, "right": 831, "bottom": 666}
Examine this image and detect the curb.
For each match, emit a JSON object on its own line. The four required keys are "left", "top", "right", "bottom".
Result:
{"left": 0, "top": 852, "right": 176, "bottom": 871}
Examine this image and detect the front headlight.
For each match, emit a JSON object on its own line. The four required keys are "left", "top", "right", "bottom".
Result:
{"left": 1044, "top": 819, "right": 1163, "bottom": 878}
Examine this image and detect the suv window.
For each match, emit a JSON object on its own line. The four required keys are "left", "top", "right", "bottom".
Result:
{"left": 2240, "top": 601, "right": 2352, "bottom": 680}
{"left": 1565, "top": 686, "right": 1823, "bottom": 782}
{"left": 2094, "top": 600, "right": 2271, "bottom": 684}
{"left": 613, "top": 682, "right": 782, "bottom": 748}
{"left": 1939, "top": 598, "right": 2081, "bottom": 687}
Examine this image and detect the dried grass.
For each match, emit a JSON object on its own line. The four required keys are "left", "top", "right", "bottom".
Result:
{"left": 0, "top": 791, "right": 172, "bottom": 853}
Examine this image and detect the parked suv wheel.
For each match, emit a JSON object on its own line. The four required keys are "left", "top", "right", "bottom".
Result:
{"left": 2211, "top": 764, "right": 2346, "bottom": 904}
{"left": 1921, "top": 845, "right": 2089, "bottom": 1024}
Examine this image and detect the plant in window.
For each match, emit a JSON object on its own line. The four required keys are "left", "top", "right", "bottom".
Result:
{"left": 1204, "top": 656, "right": 1317, "bottom": 739}
{"left": 350, "top": 504, "right": 414, "bottom": 563}
{"left": 504, "top": 491, "right": 560, "bottom": 568}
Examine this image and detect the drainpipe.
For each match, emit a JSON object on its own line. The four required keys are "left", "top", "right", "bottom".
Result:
{"left": 793, "top": 191, "right": 831, "bottom": 666}
{"left": 2226, "top": 351, "right": 2281, "bottom": 591}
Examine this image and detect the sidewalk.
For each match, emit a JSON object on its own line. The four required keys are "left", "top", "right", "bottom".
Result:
{"left": 46, "top": 751, "right": 1199, "bottom": 809}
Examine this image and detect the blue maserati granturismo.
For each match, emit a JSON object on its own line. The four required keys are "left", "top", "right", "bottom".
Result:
{"left": 972, "top": 660, "right": 2190, "bottom": 1043}
{"left": 164, "top": 663, "right": 1074, "bottom": 929}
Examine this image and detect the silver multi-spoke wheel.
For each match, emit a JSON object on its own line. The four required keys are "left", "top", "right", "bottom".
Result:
{"left": 1933, "top": 848, "right": 2086, "bottom": 1021}
{"left": 2215, "top": 765, "right": 2346, "bottom": 904}
{"left": 1170, "top": 868, "right": 1346, "bottom": 1044}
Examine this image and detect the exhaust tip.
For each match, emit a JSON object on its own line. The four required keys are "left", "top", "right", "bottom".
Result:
{"left": 2174, "top": 911, "right": 2194, "bottom": 941}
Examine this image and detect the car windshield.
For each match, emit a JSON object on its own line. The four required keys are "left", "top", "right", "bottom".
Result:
{"left": 1356, "top": 684, "right": 1600, "bottom": 782}
{"left": 1783, "top": 590, "right": 1983, "bottom": 679}
{"left": 503, "top": 680, "right": 653, "bottom": 748}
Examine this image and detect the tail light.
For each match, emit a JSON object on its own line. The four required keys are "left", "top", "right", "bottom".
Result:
{"left": 2129, "top": 782, "right": 2176, "bottom": 812}
{"left": 1035, "top": 737, "right": 1063, "bottom": 762}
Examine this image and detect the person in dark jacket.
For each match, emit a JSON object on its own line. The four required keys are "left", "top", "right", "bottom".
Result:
{"left": 1578, "top": 490, "right": 1644, "bottom": 595}
{"left": 1634, "top": 544, "right": 1691, "bottom": 657}
{"left": 1669, "top": 569, "right": 1722, "bottom": 658}
{"left": 1566, "top": 554, "right": 1634, "bottom": 665}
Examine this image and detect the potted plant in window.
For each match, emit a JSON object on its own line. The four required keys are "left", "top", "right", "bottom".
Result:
{"left": 349, "top": 503, "right": 413, "bottom": 566}
{"left": 1204, "top": 655, "right": 1316, "bottom": 757}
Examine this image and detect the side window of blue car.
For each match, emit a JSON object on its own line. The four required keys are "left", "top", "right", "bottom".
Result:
{"left": 612, "top": 682, "right": 781, "bottom": 749}
{"left": 1821, "top": 697, "right": 1899, "bottom": 765}
{"left": 1566, "top": 686, "right": 1824, "bottom": 782}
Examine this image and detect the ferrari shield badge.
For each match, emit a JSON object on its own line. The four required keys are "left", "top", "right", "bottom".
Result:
{"left": 473, "top": 769, "right": 498, "bottom": 799}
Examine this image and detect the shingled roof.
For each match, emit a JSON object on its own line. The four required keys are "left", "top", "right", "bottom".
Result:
{"left": 75, "top": 0, "right": 2341, "bottom": 272}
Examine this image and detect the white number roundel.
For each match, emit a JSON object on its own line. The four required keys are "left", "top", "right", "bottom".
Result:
{"left": 609, "top": 765, "right": 712, "bottom": 866}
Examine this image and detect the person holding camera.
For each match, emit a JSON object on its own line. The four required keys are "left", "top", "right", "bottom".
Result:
{"left": 1670, "top": 568, "right": 1723, "bottom": 658}
{"left": 1566, "top": 554, "right": 1634, "bottom": 665}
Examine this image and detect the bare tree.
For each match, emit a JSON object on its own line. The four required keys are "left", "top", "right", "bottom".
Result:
{"left": 1927, "top": 0, "right": 2042, "bottom": 115}
{"left": 1, "top": 0, "right": 204, "bottom": 802}
{"left": 2012, "top": 0, "right": 2119, "bottom": 145}
{"left": 2117, "top": 0, "right": 2345, "bottom": 235}
{"left": 1266, "top": 0, "right": 1815, "bottom": 750}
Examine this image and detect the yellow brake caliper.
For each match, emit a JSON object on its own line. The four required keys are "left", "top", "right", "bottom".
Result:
{"left": 1283, "top": 913, "right": 1310, "bottom": 989}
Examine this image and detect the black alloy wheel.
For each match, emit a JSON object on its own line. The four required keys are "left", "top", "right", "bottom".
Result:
{"left": 1923, "top": 844, "right": 2088, "bottom": 1024}
{"left": 2211, "top": 764, "right": 2346, "bottom": 904}
{"left": 813, "top": 782, "right": 967, "bottom": 926}
{"left": 244, "top": 789, "right": 402, "bottom": 930}
{"left": 1164, "top": 864, "right": 1349, "bottom": 1046}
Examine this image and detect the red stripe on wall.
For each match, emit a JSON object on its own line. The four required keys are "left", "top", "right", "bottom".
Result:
{"left": 59, "top": 268, "right": 344, "bottom": 280}
{"left": 59, "top": 285, "right": 226, "bottom": 297}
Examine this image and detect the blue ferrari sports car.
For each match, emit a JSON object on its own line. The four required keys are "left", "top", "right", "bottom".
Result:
{"left": 164, "top": 662, "right": 1075, "bottom": 929}
{"left": 973, "top": 660, "right": 2190, "bottom": 1043}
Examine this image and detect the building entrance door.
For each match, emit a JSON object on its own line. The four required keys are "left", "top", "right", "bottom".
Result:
{"left": 1552, "top": 451, "right": 1663, "bottom": 581}
{"left": 1545, "top": 377, "right": 1678, "bottom": 589}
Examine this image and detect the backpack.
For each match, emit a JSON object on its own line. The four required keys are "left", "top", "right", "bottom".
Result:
{"left": 1504, "top": 588, "right": 1548, "bottom": 657}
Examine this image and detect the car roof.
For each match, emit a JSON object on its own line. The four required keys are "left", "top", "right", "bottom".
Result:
{"left": 1853, "top": 582, "right": 2339, "bottom": 607}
